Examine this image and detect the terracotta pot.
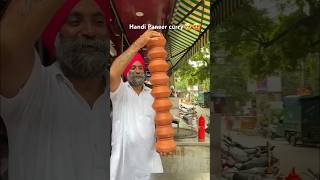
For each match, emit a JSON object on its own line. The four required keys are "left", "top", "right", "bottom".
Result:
{"left": 155, "top": 112, "right": 173, "bottom": 126}
{"left": 148, "top": 59, "right": 169, "bottom": 73}
{"left": 147, "top": 36, "right": 166, "bottom": 49}
{"left": 151, "top": 86, "right": 171, "bottom": 98}
{"left": 147, "top": 47, "right": 167, "bottom": 60}
{"left": 156, "top": 138, "right": 176, "bottom": 153}
{"left": 150, "top": 72, "right": 169, "bottom": 86}
{"left": 152, "top": 98, "right": 172, "bottom": 112}
{"left": 156, "top": 125, "right": 174, "bottom": 139}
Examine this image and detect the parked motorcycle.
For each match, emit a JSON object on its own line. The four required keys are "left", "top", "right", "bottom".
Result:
{"left": 222, "top": 136, "right": 280, "bottom": 180}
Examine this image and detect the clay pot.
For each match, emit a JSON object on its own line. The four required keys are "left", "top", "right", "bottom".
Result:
{"left": 148, "top": 59, "right": 169, "bottom": 73}
{"left": 156, "top": 125, "right": 174, "bottom": 139}
{"left": 150, "top": 72, "right": 169, "bottom": 86}
{"left": 151, "top": 86, "right": 171, "bottom": 98}
{"left": 147, "top": 47, "right": 167, "bottom": 60}
{"left": 147, "top": 33, "right": 176, "bottom": 154}
{"left": 156, "top": 138, "right": 176, "bottom": 153}
{"left": 153, "top": 98, "right": 172, "bottom": 112}
{"left": 146, "top": 36, "right": 166, "bottom": 49}
{"left": 155, "top": 112, "right": 173, "bottom": 126}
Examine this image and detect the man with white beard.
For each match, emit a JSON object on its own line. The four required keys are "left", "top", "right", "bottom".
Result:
{"left": 110, "top": 52, "right": 165, "bottom": 180}
{"left": 0, "top": 0, "right": 160, "bottom": 179}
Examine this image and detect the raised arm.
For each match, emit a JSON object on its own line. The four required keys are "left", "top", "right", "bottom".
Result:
{"left": 0, "top": 0, "right": 65, "bottom": 98}
{"left": 110, "top": 30, "right": 161, "bottom": 92}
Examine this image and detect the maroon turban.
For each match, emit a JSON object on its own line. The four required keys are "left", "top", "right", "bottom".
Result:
{"left": 41, "top": 0, "right": 109, "bottom": 56}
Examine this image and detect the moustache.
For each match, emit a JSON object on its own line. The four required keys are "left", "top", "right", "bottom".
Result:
{"left": 63, "top": 37, "right": 108, "bottom": 54}
{"left": 131, "top": 74, "right": 144, "bottom": 78}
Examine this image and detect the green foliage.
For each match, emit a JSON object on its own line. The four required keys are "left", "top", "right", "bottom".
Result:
{"left": 174, "top": 0, "right": 320, "bottom": 98}
{"left": 212, "top": 58, "right": 252, "bottom": 103}
{"left": 214, "top": 0, "right": 320, "bottom": 78}
{"left": 174, "top": 44, "right": 210, "bottom": 92}
{"left": 210, "top": 0, "right": 320, "bottom": 101}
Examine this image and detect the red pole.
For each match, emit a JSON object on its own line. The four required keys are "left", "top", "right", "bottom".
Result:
{"left": 198, "top": 115, "right": 205, "bottom": 142}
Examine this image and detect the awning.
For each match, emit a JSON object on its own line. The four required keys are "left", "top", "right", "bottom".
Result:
{"left": 167, "top": 0, "right": 244, "bottom": 73}
{"left": 167, "top": 0, "right": 210, "bottom": 72}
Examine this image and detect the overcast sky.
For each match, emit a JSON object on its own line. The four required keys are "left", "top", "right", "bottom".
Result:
{"left": 253, "top": 0, "right": 300, "bottom": 18}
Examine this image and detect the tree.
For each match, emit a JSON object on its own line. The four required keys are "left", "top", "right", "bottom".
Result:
{"left": 174, "top": 44, "right": 210, "bottom": 92}
{"left": 213, "top": 0, "right": 320, "bottom": 78}
{"left": 175, "top": 0, "right": 320, "bottom": 98}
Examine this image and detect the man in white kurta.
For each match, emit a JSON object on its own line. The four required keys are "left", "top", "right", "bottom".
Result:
{"left": 110, "top": 80, "right": 163, "bottom": 180}
{"left": 1, "top": 1, "right": 113, "bottom": 179}
{"left": 109, "top": 30, "right": 168, "bottom": 180}
{"left": 110, "top": 51, "right": 163, "bottom": 180}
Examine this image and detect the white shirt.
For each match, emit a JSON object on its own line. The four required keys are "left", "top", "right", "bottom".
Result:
{"left": 0, "top": 51, "right": 110, "bottom": 180}
{"left": 110, "top": 81, "right": 163, "bottom": 180}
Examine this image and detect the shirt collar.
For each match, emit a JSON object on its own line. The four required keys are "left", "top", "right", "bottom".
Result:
{"left": 50, "top": 62, "right": 74, "bottom": 88}
{"left": 51, "top": 62, "right": 108, "bottom": 93}
{"left": 125, "top": 82, "right": 149, "bottom": 92}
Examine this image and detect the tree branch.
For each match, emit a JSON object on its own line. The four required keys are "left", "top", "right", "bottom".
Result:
{"left": 262, "top": 13, "right": 320, "bottom": 48}
{"left": 233, "top": 22, "right": 265, "bottom": 43}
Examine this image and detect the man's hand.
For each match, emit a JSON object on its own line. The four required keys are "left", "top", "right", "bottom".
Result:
{"left": 132, "top": 30, "right": 162, "bottom": 50}
{"left": 159, "top": 151, "right": 175, "bottom": 156}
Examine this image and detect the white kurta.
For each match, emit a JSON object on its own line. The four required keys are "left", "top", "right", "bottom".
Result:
{"left": 110, "top": 81, "right": 163, "bottom": 180}
{"left": 0, "top": 50, "right": 110, "bottom": 180}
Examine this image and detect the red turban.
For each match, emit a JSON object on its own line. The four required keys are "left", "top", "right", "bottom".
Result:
{"left": 41, "top": 0, "right": 109, "bottom": 56}
{"left": 123, "top": 53, "right": 145, "bottom": 79}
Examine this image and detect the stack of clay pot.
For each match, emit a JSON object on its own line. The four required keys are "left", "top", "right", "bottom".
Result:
{"left": 147, "top": 34, "right": 176, "bottom": 153}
